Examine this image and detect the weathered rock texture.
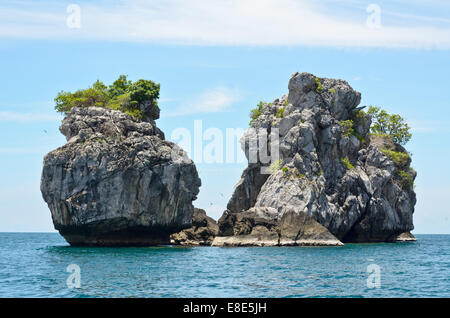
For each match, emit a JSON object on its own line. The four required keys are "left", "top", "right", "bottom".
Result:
{"left": 395, "top": 232, "right": 417, "bottom": 242}
{"left": 170, "top": 208, "right": 219, "bottom": 246}
{"left": 41, "top": 107, "right": 201, "bottom": 246}
{"left": 216, "top": 72, "right": 416, "bottom": 246}
{"left": 211, "top": 208, "right": 342, "bottom": 247}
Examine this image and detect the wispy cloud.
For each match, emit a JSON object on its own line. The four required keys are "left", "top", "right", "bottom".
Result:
{"left": 408, "top": 119, "right": 450, "bottom": 133}
{"left": 1, "top": 0, "right": 450, "bottom": 49}
{"left": 163, "top": 87, "right": 241, "bottom": 117}
{"left": 0, "top": 111, "right": 62, "bottom": 122}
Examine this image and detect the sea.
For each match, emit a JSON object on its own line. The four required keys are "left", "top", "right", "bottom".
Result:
{"left": 0, "top": 233, "right": 449, "bottom": 298}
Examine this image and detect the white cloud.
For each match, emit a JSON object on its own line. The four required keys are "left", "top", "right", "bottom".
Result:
{"left": 163, "top": 87, "right": 241, "bottom": 117}
{"left": 0, "top": 111, "right": 62, "bottom": 122}
{"left": 1, "top": 0, "right": 450, "bottom": 49}
{"left": 408, "top": 119, "right": 450, "bottom": 133}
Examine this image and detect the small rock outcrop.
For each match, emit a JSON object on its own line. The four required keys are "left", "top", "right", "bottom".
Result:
{"left": 170, "top": 208, "right": 219, "bottom": 246}
{"left": 41, "top": 107, "right": 201, "bottom": 246}
{"left": 215, "top": 72, "right": 416, "bottom": 246}
{"left": 395, "top": 232, "right": 417, "bottom": 242}
{"left": 211, "top": 208, "right": 342, "bottom": 247}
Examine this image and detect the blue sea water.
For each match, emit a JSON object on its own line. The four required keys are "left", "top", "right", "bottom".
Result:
{"left": 0, "top": 233, "right": 449, "bottom": 298}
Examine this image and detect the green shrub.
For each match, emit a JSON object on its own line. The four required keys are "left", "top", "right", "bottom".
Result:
{"left": 353, "top": 109, "right": 366, "bottom": 119}
{"left": 329, "top": 88, "right": 335, "bottom": 95}
{"left": 249, "top": 101, "right": 266, "bottom": 124}
{"left": 284, "top": 100, "right": 289, "bottom": 106}
{"left": 397, "top": 169, "right": 415, "bottom": 189}
{"left": 276, "top": 107, "right": 285, "bottom": 118}
{"left": 340, "top": 157, "right": 354, "bottom": 170}
{"left": 340, "top": 120, "right": 354, "bottom": 137}
{"left": 367, "top": 106, "right": 411, "bottom": 145}
{"left": 54, "top": 75, "right": 159, "bottom": 121}
{"left": 315, "top": 77, "right": 323, "bottom": 93}
{"left": 107, "top": 75, "right": 132, "bottom": 97}
{"left": 282, "top": 166, "right": 289, "bottom": 173}
{"left": 380, "top": 148, "right": 410, "bottom": 167}
{"left": 128, "top": 79, "right": 160, "bottom": 106}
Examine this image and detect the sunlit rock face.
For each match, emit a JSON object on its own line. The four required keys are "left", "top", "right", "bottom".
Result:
{"left": 217, "top": 72, "right": 416, "bottom": 246}
{"left": 41, "top": 107, "right": 201, "bottom": 246}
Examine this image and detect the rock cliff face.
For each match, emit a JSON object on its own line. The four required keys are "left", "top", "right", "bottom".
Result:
{"left": 213, "top": 72, "right": 416, "bottom": 246}
{"left": 41, "top": 107, "right": 201, "bottom": 246}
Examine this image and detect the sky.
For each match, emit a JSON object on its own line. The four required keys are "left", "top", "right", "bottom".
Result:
{"left": 0, "top": 0, "right": 449, "bottom": 233}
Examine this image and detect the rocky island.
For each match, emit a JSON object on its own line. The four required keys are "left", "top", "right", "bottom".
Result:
{"left": 41, "top": 76, "right": 201, "bottom": 246}
{"left": 210, "top": 72, "right": 416, "bottom": 246}
{"left": 41, "top": 73, "right": 416, "bottom": 247}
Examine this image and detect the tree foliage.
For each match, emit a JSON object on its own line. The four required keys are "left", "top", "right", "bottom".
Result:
{"left": 340, "top": 120, "right": 354, "bottom": 137}
{"left": 249, "top": 101, "right": 266, "bottom": 124}
{"left": 367, "top": 106, "right": 412, "bottom": 145}
{"left": 54, "top": 75, "right": 160, "bottom": 121}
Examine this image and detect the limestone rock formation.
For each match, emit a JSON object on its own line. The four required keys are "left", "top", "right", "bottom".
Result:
{"left": 395, "top": 232, "right": 417, "bottom": 242}
{"left": 41, "top": 107, "right": 201, "bottom": 246}
{"left": 170, "top": 208, "right": 219, "bottom": 246}
{"left": 217, "top": 72, "right": 416, "bottom": 246}
{"left": 211, "top": 208, "right": 342, "bottom": 247}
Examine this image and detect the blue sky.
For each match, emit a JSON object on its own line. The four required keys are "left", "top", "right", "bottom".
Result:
{"left": 0, "top": 0, "right": 449, "bottom": 233}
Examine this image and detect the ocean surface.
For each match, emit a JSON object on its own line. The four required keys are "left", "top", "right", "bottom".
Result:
{"left": 0, "top": 233, "right": 449, "bottom": 298}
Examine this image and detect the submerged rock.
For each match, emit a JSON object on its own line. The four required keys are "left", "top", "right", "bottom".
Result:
{"left": 41, "top": 107, "right": 201, "bottom": 246}
{"left": 219, "top": 72, "right": 416, "bottom": 246}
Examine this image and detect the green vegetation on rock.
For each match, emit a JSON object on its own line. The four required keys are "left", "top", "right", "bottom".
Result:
{"left": 315, "top": 77, "right": 323, "bottom": 93}
{"left": 269, "top": 159, "right": 282, "bottom": 174}
{"left": 340, "top": 120, "right": 354, "bottom": 137}
{"left": 396, "top": 169, "right": 415, "bottom": 189}
{"left": 276, "top": 107, "right": 285, "bottom": 118}
{"left": 54, "top": 75, "right": 160, "bottom": 121}
{"left": 340, "top": 157, "right": 354, "bottom": 170}
{"left": 249, "top": 101, "right": 266, "bottom": 124}
{"left": 380, "top": 148, "right": 410, "bottom": 167}
{"left": 367, "top": 106, "right": 411, "bottom": 145}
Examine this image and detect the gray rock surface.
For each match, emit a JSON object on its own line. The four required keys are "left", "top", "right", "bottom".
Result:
{"left": 169, "top": 208, "right": 219, "bottom": 246}
{"left": 212, "top": 207, "right": 342, "bottom": 247}
{"left": 41, "top": 107, "right": 201, "bottom": 246}
{"left": 221, "top": 72, "right": 416, "bottom": 245}
{"left": 395, "top": 231, "right": 417, "bottom": 242}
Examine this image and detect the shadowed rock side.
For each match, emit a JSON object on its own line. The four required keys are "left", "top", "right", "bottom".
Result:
{"left": 170, "top": 208, "right": 219, "bottom": 246}
{"left": 41, "top": 107, "right": 201, "bottom": 246}
{"left": 218, "top": 72, "right": 416, "bottom": 246}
